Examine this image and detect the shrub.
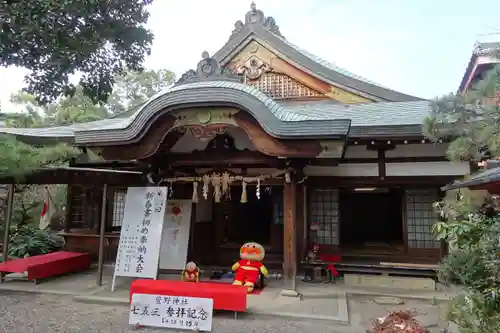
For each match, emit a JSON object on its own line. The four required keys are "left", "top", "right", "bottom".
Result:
{"left": 7, "top": 224, "right": 65, "bottom": 259}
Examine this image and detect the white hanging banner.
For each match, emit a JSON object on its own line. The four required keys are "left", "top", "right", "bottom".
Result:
{"left": 159, "top": 200, "right": 193, "bottom": 270}
{"left": 129, "top": 293, "right": 213, "bottom": 331}
{"left": 111, "top": 187, "right": 168, "bottom": 291}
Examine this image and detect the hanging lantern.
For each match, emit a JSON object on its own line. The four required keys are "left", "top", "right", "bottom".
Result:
{"left": 240, "top": 181, "right": 248, "bottom": 203}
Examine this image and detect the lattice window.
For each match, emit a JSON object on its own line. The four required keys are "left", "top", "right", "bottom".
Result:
{"left": 70, "top": 185, "right": 100, "bottom": 229}
{"left": 308, "top": 188, "right": 339, "bottom": 245}
{"left": 406, "top": 188, "right": 440, "bottom": 249}
{"left": 273, "top": 187, "right": 284, "bottom": 225}
{"left": 247, "top": 72, "right": 324, "bottom": 100}
{"left": 112, "top": 189, "right": 127, "bottom": 227}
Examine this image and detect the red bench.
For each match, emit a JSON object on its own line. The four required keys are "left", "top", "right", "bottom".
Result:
{"left": 130, "top": 279, "right": 247, "bottom": 317}
{"left": 0, "top": 251, "right": 92, "bottom": 283}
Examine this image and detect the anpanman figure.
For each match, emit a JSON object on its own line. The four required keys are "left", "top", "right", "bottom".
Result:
{"left": 232, "top": 242, "right": 268, "bottom": 292}
{"left": 181, "top": 261, "right": 200, "bottom": 282}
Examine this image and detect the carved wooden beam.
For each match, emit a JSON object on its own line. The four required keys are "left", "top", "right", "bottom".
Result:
{"left": 233, "top": 112, "right": 323, "bottom": 157}
{"left": 155, "top": 150, "right": 281, "bottom": 168}
{"left": 99, "top": 110, "right": 326, "bottom": 160}
{"left": 100, "top": 114, "right": 178, "bottom": 160}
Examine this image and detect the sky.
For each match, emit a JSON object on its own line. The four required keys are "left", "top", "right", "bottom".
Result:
{"left": 1, "top": 0, "right": 500, "bottom": 110}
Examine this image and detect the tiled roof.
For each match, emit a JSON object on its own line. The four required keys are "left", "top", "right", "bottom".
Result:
{"left": 459, "top": 41, "right": 500, "bottom": 93}
{"left": 280, "top": 100, "right": 429, "bottom": 137}
{"left": 441, "top": 165, "right": 500, "bottom": 191}
{"left": 0, "top": 83, "right": 430, "bottom": 144}
{"left": 213, "top": 6, "right": 423, "bottom": 102}
{"left": 0, "top": 80, "right": 353, "bottom": 144}
{"left": 279, "top": 100, "right": 429, "bottom": 126}
{"left": 0, "top": 6, "right": 431, "bottom": 145}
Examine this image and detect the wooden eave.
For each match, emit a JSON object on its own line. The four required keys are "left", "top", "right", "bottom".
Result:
{"left": 0, "top": 166, "right": 144, "bottom": 185}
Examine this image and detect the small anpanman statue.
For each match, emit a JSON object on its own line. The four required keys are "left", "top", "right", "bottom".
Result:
{"left": 232, "top": 242, "right": 268, "bottom": 292}
{"left": 182, "top": 261, "right": 200, "bottom": 282}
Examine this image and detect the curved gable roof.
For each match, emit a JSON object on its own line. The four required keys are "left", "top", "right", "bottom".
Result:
{"left": 214, "top": 5, "right": 423, "bottom": 103}
{"left": 74, "top": 80, "right": 351, "bottom": 145}
{"left": 0, "top": 78, "right": 351, "bottom": 145}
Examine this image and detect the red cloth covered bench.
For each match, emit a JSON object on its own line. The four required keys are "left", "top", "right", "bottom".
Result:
{"left": 130, "top": 279, "right": 247, "bottom": 314}
{"left": 0, "top": 251, "right": 92, "bottom": 283}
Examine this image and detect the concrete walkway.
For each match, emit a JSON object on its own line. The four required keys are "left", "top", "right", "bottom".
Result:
{"left": 0, "top": 268, "right": 460, "bottom": 328}
{"left": 0, "top": 271, "right": 102, "bottom": 295}
{"left": 0, "top": 269, "right": 350, "bottom": 323}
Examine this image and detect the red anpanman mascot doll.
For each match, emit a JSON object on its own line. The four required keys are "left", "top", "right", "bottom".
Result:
{"left": 182, "top": 261, "right": 199, "bottom": 282}
{"left": 232, "top": 242, "right": 268, "bottom": 292}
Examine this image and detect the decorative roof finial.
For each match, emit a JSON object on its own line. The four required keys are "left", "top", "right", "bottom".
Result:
{"left": 175, "top": 53, "right": 243, "bottom": 86}
{"left": 230, "top": 3, "right": 284, "bottom": 38}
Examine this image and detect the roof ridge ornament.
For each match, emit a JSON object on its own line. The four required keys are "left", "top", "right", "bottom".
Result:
{"left": 231, "top": 2, "right": 284, "bottom": 39}
{"left": 175, "top": 51, "right": 243, "bottom": 86}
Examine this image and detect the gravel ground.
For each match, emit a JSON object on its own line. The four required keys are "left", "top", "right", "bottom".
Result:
{"left": 0, "top": 291, "right": 365, "bottom": 333}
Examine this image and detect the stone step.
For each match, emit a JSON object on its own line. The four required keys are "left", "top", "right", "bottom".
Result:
{"left": 344, "top": 274, "right": 436, "bottom": 291}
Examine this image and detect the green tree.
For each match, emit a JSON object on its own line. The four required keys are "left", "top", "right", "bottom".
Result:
{"left": 0, "top": 135, "right": 79, "bottom": 180}
{"left": 106, "top": 69, "right": 175, "bottom": 115}
{"left": 425, "top": 56, "right": 500, "bottom": 333}
{"left": 7, "top": 68, "right": 175, "bottom": 121}
{"left": 423, "top": 65, "right": 500, "bottom": 162}
{"left": 10, "top": 88, "right": 110, "bottom": 127}
{"left": 432, "top": 190, "right": 500, "bottom": 333}
{"left": 1, "top": 68, "right": 174, "bottom": 225}
{"left": 0, "top": 88, "right": 105, "bottom": 179}
{"left": 0, "top": 0, "right": 154, "bottom": 105}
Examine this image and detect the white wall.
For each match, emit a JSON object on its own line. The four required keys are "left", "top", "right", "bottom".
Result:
{"left": 386, "top": 144, "right": 448, "bottom": 158}
{"left": 304, "top": 164, "right": 379, "bottom": 177}
{"left": 386, "top": 161, "right": 470, "bottom": 176}
{"left": 345, "top": 143, "right": 449, "bottom": 159}
{"left": 304, "top": 161, "right": 470, "bottom": 177}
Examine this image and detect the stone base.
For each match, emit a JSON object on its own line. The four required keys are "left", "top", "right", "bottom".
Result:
{"left": 344, "top": 274, "right": 436, "bottom": 291}
{"left": 373, "top": 296, "right": 404, "bottom": 305}
{"left": 280, "top": 289, "right": 300, "bottom": 297}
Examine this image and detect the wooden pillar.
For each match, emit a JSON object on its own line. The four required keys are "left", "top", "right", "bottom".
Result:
{"left": 96, "top": 184, "right": 108, "bottom": 286}
{"left": 302, "top": 184, "right": 308, "bottom": 262}
{"left": 282, "top": 174, "right": 298, "bottom": 296}
{"left": 64, "top": 185, "right": 73, "bottom": 232}
{"left": 1, "top": 184, "right": 14, "bottom": 284}
{"left": 295, "top": 185, "right": 304, "bottom": 265}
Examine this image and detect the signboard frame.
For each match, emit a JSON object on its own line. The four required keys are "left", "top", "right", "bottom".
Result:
{"left": 111, "top": 186, "right": 168, "bottom": 292}
{"left": 129, "top": 293, "right": 213, "bottom": 331}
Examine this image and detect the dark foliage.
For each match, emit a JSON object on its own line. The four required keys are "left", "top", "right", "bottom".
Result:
{"left": 0, "top": 0, "right": 154, "bottom": 104}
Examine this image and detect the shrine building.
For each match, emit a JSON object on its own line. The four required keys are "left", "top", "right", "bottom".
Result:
{"left": 0, "top": 4, "right": 472, "bottom": 276}
{"left": 459, "top": 41, "right": 500, "bottom": 95}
